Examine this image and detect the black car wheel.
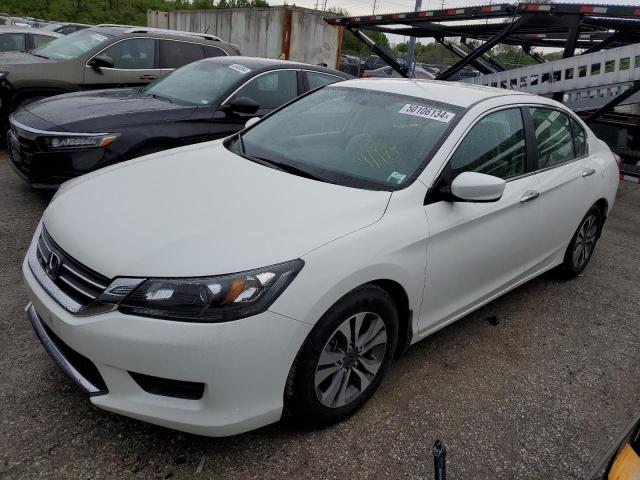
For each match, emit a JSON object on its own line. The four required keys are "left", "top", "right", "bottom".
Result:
{"left": 285, "top": 285, "right": 398, "bottom": 426}
{"left": 559, "top": 205, "right": 602, "bottom": 278}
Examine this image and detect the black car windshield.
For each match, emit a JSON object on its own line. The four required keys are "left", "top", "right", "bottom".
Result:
{"left": 33, "top": 29, "right": 113, "bottom": 59}
{"left": 239, "top": 86, "right": 461, "bottom": 190}
{"left": 144, "top": 61, "right": 248, "bottom": 106}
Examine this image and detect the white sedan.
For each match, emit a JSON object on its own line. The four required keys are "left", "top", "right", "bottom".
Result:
{"left": 23, "top": 79, "right": 619, "bottom": 436}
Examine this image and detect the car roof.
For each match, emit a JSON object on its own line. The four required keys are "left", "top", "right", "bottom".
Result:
{"left": 333, "top": 78, "right": 527, "bottom": 108}
{"left": 200, "top": 56, "right": 351, "bottom": 77}
{"left": 0, "top": 26, "right": 62, "bottom": 36}
{"left": 84, "top": 26, "right": 228, "bottom": 44}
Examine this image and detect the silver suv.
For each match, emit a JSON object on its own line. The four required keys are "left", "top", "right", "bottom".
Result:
{"left": 0, "top": 25, "right": 241, "bottom": 132}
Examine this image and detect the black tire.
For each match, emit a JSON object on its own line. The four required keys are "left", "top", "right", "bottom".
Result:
{"left": 285, "top": 284, "right": 398, "bottom": 426}
{"left": 558, "top": 205, "right": 602, "bottom": 279}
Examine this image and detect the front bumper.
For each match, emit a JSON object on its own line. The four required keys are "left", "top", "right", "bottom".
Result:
{"left": 23, "top": 258, "right": 312, "bottom": 437}
{"left": 7, "top": 128, "right": 111, "bottom": 188}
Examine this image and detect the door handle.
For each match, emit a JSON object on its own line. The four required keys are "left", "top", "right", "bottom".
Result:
{"left": 520, "top": 190, "right": 539, "bottom": 203}
{"left": 139, "top": 74, "right": 157, "bottom": 80}
{"left": 582, "top": 168, "right": 596, "bottom": 177}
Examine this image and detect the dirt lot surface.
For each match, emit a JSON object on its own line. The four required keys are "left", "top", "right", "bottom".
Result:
{"left": 1, "top": 153, "right": 639, "bottom": 480}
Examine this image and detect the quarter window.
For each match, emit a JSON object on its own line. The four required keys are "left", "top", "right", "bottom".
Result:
{"left": 307, "top": 71, "right": 342, "bottom": 90}
{"left": 450, "top": 108, "right": 527, "bottom": 180}
{"left": 570, "top": 117, "right": 587, "bottom": 157}
{"left": 529, "top": 107, "right": 574, "bottom": 168}
{"left": 159, "top": 40, "right": 204, "bottom": 69}
{"left": 100, "top": 38, "right": 155, "bottom": 69}
{"left": 230, "top": 70, "right": 298, "bottom": 110}
{"left": 203, "top": 45, "right": 227, "bottom": 57}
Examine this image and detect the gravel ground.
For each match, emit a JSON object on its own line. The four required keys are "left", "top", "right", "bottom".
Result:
{"left": 0, "top": 153, "right": 639, "bottom": 480}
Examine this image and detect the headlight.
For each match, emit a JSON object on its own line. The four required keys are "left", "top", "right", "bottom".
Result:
{"left": 118, "top": 259, "right": 304, "bottom": 322}
{"left": 44, "top": 134, "right": 119, "bottom": 149}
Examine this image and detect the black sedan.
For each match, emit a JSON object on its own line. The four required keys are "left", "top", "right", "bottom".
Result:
{"left": 7, "top": 56, "right": 351, "bottom": 188}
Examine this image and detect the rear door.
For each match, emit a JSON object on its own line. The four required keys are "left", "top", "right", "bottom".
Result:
{"left": 157, "top": 39, "right": 207, "bottom": 79}
{"left": 525, "top": 106, "right": 597, "bottom": 272}
{"left": 83, "top": 37, "right": 159, "bottom": 88}
{"left": 420, "top": 107, "right": 541, "bottom": 331}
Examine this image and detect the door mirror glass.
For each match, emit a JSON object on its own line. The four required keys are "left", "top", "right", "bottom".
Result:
{"left": 88, "top": 54, "right": 114, "bottom": 69}
{"left": 225, "top": 96, "right": 260, "bottom": 115}
{"left": 450, "top": 171, "right": 506, "bottom": 202}
{"left": 244, "top": 117, "right": 260, "bottom": 129}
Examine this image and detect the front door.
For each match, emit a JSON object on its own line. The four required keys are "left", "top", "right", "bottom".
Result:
{"left": 83, "top": 37, "right": 159, "bottom": 89}
{"left": 420, "top": 107, "right": 541, "bottom": 333}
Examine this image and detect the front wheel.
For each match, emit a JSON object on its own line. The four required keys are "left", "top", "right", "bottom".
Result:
{"left": 286, "top": 285, "right": 398, "bottom": 426}
{"left": 559, "top": 205, "right": 602, "bottom": 278}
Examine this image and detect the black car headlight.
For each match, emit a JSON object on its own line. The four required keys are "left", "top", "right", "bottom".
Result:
{"left": 44, "top": 133, "right": 119, "bottom": 149}
{"left": 118, "top": 260, "right": 304, "bottom": 322}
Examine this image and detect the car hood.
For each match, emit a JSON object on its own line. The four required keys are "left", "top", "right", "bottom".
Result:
{"left": 21, "top": 89, "right": 195, "bottom": 131}
{"left": 43, "top": 140, "right": 391, "bottom": 279}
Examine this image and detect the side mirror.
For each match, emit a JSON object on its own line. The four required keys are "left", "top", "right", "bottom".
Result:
{"left": 244, "top": 117, "right": 260, "bottom": 129}
{"left": 88, "top": 54, "right": 114, "bottom": 70}
{"left": 450, "top": 171, "right": 505, "bottom": 202}
{"left": 223, "top": 96, "right": 260, "bottom": 115}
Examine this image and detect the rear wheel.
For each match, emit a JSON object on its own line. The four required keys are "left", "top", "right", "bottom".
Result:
{"left": 559, "top": 205, "right": 602, "bottom": 278}
{"left": 286, "top": 285, "right": 398, "bottom": 426}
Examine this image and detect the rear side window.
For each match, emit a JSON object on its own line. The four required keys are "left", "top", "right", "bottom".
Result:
{"left": 0, "top": 33, "right": 26, "bottom": 52}
{"left": 159, "top": 40, "right": 205, "bottom": 69}
{"left": 450, "top": 108, "right": 527, "bottom": 180}
{"left": 203, "top": 45, "right": 227, "bottom": 57}
{"left": 101, "top": 38, "right": 155, "bottom": 69}
{"left": 33, "top": 34, "right": 56, "bottom": 48}
{"left": 530, "top": 107, "right": 575, "bottom": 168}
{"left": 570, "top": 117, "right": 587, "bottom": 157}
{"left": 307, "top": 71, "right": 342, "bottom": 90}
{"left": 230, "top": 70, "right": 298, "bottom": 110}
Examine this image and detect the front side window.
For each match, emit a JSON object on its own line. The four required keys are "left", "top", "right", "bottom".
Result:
{"left": 0, "top": 33, "right": 25, "bottom": 52}
{"left": 34, "top": 29, "right": 113, "bottom": 60}
{"left": 450, "top": 108, "right": 527, "bottom": 180}
{"left": 307, "top": 71, "right": 342, "bottom": 90}
{"left": 238, "top": 87, "right": 459, "bottom": 189}
{"left": 159, "top": 40, "right": 204, "bottom": 69}
{"left": 100, "top": 38, "right": 155, "bottom": 69}
{"left": 143, "top": 61, "right": 247, "bottom": 105}
{"left": 229, "top": 70, "right": 298, "bottom": 110}
{"left": 530, "top": 107, "right": 575, "bottom": 168}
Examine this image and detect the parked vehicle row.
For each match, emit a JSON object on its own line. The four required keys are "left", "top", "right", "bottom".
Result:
{"left": 0, "top": 26, "right": 62, "bottom": 52}
{"left": 0, "top": 25, "right": 241, "bottom": 133}
{"left": 7, "top": 56, "right": 351, "bottom": 187}
{"left": 18, "top": 73, "right": 619, "bottom": 436}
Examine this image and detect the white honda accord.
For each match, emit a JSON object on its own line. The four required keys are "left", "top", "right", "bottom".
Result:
{"left": 23, "top": 79, "right": 619, "bottom": 436}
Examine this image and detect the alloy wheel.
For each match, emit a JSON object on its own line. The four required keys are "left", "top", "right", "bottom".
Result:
{"left": 573, "top": 213, "right": 598, "bottom": 269}
{"left": 314, "top": 312, "right": 387, "bottom": 408}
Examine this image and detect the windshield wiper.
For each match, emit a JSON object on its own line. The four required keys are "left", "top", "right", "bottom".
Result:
{"left": 147, "top": 92, "right": 173, "bottom": 103}
{"left": 247, "top": 155, "right": 333, "bottom": 183}
{"left": 31, "top": 53, "right": 49, "bottom": 59}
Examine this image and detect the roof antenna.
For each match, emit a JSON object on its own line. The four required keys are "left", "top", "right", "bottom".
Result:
{"left": 204, "top": 25, "right": 211, "bottom": 34}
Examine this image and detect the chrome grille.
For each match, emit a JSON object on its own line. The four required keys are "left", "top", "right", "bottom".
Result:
{"left": 35, "top": 228, "right": 110, "bottom": 306}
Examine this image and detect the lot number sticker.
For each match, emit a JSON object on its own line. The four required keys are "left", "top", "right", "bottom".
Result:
{"left": 398, "top": 104, "right": 455, "bottom": 123}
{"left": 228, "top": 64, "right": 252, "bottom": 74}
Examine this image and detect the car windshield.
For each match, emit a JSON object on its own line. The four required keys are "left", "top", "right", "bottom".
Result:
{"left": 143, "top": 61, "right": 247, "bottom": 106}
{"left": 239, "top": 86, "right": 461, "bottom": 190}
{"left": 33, "top": 29, "right": 113, "bottom": 59}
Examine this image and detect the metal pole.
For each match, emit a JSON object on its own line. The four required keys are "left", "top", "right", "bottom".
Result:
{"left": 406, "top": 0, "right": 423, "bottom": 77}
